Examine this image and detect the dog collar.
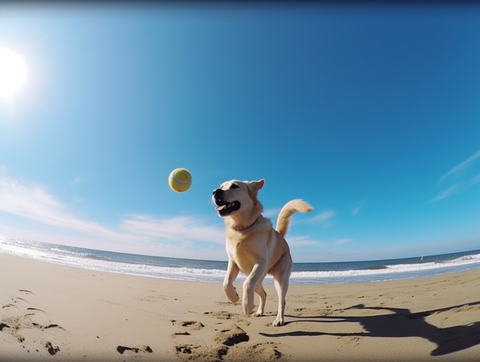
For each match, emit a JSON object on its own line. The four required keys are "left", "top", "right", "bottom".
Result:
{"left": 233, "top": 216, "right": 261, "bottom": 232}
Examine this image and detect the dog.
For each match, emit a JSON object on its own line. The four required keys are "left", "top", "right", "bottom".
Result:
{"left": 212, "top": 179, "right": 313, "bottom": 326}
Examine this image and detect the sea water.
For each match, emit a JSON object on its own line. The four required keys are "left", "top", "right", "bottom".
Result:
{"left": 1, "top": 235, "right": 479, "bottom": 285}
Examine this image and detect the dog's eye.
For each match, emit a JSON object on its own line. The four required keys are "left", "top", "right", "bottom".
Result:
{"left": 231, "top": 184, "right": 239, "bottom": 189}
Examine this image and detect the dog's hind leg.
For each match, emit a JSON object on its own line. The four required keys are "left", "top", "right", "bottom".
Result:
{"left": 272, "top": 277, "right": 288, "bottom": 326}
{"left": 223, "top": 259, "right": 240, "bottom": 303}
{"left": 253, "top": 279, "right": 267, "bottom": 317}
{"left": 272, "top": 256, "right": 293, "bottom": 326}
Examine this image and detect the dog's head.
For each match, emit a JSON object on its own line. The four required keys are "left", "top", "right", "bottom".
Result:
{"left": 212, "top": 179, "right": 264, "bottom": 218}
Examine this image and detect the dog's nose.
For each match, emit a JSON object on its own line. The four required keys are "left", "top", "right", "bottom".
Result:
{"left": 213, "top": 188, "right": 222, "bottom": 197}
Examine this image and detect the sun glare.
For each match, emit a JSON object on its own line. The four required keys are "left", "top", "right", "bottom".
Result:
{"left": 0, "top": 48, "right": 27, "bottom": 99}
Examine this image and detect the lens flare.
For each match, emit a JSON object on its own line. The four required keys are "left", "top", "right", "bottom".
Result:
{"left": 0, "top": 48, "right": 27, "bottom": 98}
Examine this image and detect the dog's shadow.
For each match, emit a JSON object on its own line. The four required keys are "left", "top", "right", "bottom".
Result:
{"left": 260, "top": 301, "right": 480, "bottom": 356}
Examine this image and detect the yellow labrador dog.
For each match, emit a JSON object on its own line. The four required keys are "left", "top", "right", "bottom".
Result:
{"left": 212, "top": 179, "right": 313, "bottom": 326}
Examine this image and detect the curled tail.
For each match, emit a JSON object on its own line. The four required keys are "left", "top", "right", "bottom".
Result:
{"left": 276, "top": 199, "right": 313, "bottom": 237}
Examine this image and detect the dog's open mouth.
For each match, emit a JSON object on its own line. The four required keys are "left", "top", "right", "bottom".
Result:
{"left": 215, "top": 200, "right": 241, "bottom": 217}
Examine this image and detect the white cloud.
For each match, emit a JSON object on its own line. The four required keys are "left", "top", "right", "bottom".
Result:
{"left": 352, "top": 200, "right": 368, "bottom": 216}
{"left": 433, "top": 149, "right": 480, "bottom": 202}
{"left": 307, "top": 210, "right": 335, "bottom": 228}
{"left": 439, "top": 149, "right": 480, "bottom": 182}
{"left": 432, "top": 174, "right": 480, "bottom": 202}
{"left": 121, "top": 214, "right": 225, "bottom": 245}
{"left": 430, "top": 185, "right": 458, "bottom": 203}
{"left": 0, "top": 178, "right": 121, "bottom": 239}
{"left": 287, "top": 235, "right": 328, "bottom": 248}
{"left": 0, "top": 176, "right": 225, "bottom": 256}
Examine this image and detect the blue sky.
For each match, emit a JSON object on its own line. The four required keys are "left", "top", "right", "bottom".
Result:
{"left": 0, "top": 3, "right": 479, "bottom": 262}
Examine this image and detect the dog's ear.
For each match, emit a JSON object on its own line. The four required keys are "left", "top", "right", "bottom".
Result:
{"left": 250, "top": 179, "right": 265, "bottom": 191}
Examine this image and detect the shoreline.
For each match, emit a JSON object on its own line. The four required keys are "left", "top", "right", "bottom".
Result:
{"left": 2, "top": 236, "right": 480, "bottom": 285}
{"left": 1, "top": 252, "right": 480, "bottom": 361}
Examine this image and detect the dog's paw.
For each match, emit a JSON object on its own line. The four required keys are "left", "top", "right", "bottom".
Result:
{"left": 242, "top": 298, "right": 255, "bottom": 315}
{"left": 272, "top": 317, "right": 285, "bottom": 327}
{"left": 224, "top": 284, "right": 240, "bottom": 303}
{"left": 253, "top": 310, "right": 263, "bottom": 317}
{"left": 244, "top": 307, "right": 255, "bottom": 316}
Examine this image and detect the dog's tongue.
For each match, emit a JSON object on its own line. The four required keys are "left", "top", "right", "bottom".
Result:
{"left": 215, "top": 204, "right": 227, "bottom": 211}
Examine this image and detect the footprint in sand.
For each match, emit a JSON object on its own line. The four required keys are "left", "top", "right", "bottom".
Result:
{"left": 175, "top": 341, "right": 283, "bottom": 362}
{"left": 116, "top": 345, "right": 153, "bottom": 355}
{"left": 2, "top": 303, "right": 17, "bottom": 309}
{"left": 173, "top": 323, "right": 248, "bottom": 361}
{"left": 172, "top": 311, "right": 285, "bottom": 362}
{"left": 173, "top": 331, "right": 191, "bottom": 336}
{"left": 171, "top": 320, "right": 205, "bottom": 338}
{"left": 171, "top": 320, "right": 205, "bottom": 330}
{"left": 214, "top": 325, "right": 249, "bottom": 346}
{"left": 204, "top": 311, "right": 240, "bottom": 320}
{"left": 0, "top": 290, "right": 67, "bottom": 357}
{"left": 45, "top": 341, "right": 60, "bottom": 355}
{"left": 18, "top": 289, "right": 36, "bottom": 295}
{"left": 175, "top": 343, "right": 229, "bottom": 361}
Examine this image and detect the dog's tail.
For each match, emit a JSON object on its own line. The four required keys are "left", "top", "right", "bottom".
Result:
{"left": 276, "top": 199, "right": 313, "bottom": 237}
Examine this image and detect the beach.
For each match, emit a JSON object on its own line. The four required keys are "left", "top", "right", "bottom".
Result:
{"left": 1, "top": 252, "right": 479, "bottom": 362}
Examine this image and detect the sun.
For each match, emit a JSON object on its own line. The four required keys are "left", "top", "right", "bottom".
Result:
{"left": 0, "top": 48, "right": 27, "bottom": 98}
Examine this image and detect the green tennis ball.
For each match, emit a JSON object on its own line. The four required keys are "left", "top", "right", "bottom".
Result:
{"left": 168, "top": 168, "right": 192, "bottom": 193}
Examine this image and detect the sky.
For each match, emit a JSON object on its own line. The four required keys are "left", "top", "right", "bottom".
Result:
{"left": 0, "top": 2, "right": 479, "bottom": 263}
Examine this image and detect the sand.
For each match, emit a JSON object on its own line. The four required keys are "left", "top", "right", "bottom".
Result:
{"left": 0, "top": 252, "right": 479, "bottom": 362}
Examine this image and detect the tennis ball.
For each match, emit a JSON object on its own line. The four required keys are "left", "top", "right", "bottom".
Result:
{"left": 168, "top": 168, "right": 192, "bottom": 193}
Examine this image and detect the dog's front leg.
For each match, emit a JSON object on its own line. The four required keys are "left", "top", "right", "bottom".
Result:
{"left": 243, "top": 259, "right": 267, "bottom": 315}
{"left": 223, "top": 259, "right": 240, "bottom": 303}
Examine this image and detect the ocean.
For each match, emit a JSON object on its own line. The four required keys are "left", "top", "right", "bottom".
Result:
{"left": 1, "top": 235, "right": 480, "bottom": 285}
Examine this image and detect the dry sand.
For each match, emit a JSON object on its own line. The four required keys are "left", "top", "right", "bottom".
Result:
{"left": 1, "top": 252, "right": 479, "bottom": 362}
